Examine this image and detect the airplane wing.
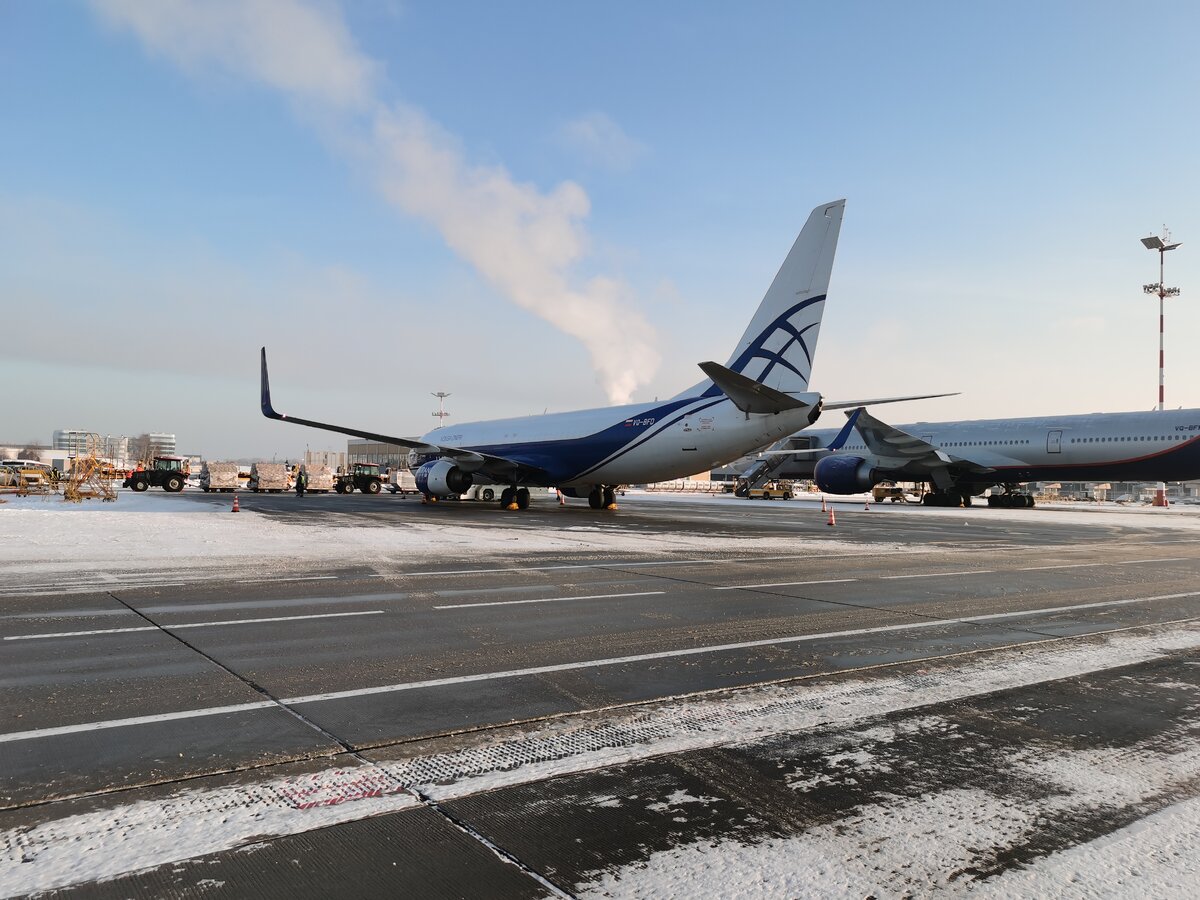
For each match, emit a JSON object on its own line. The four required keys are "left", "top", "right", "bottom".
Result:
{"left": 259, "top": 349, "right": 545, "bottom": 481}
{"left": 850, "top": 407, "right": 995, "bottom": 474}
{"left": 823, "top": 392, "right": 958, "bottom": 410}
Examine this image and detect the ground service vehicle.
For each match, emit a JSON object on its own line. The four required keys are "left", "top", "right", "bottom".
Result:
{"left": 748, "top": 481, "right": 794, "bottom": 500}
{"left": 124, "top": 456, "right": 188, "bottom": 493}
{"left": 459, "top": 483, "right": 508, "bottom": 501}
{"left": 872, "top": 482, "right": 911, "bottom": 503}
{"left": 335, "top": 463, "right": 383, "bottom": 494}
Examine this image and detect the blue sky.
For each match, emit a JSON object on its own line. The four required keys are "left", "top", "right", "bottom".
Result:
{"left": 3, "top": 1, "right": 1199, "bottom": 459}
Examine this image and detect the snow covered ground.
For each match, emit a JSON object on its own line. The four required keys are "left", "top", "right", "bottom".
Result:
{"left": 3, "top": 488, "right": 1198, "bottom": 573}
{"left": 0, "top": 490, "right": 926, "bottom": 591}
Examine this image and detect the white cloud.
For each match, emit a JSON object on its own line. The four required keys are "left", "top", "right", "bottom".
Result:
{"left": 91, "top": 0, "right": 376, "bottom": 111}
{"left": 89, "top": 0, "right": 660, "bottom": 404}
{"left": 559, "top": 111, "right": 647, "bottom": 172}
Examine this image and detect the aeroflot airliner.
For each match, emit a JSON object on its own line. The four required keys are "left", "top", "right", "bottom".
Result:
{"left": 261, "top": 199, "right": 948, "bottom": 510}
{"left": 769, "top": 406, "right": 1200, "bottom": 507}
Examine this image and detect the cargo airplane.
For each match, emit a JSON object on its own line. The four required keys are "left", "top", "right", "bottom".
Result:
{"left": 261, "top": 199, "right": 949, "bottom": 510}
{"left": 763, "top": 406, "right": 1200, "bottom": 507}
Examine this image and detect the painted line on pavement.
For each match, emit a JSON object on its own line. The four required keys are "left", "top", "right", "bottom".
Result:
{"left": 4, "top": 610, "right": 385, "bottom": 641}
{"left": 435, "top": 591, "right": 665, "bottom": 610}
{"left": 882, "top": 571, "right": 996, "bottom": 580}
{"left": 1018, "top": 563, "right": 1101, "bottom": 571}
{"left": 238, "top": 575, "right": 340, "bottom": 584}
{"left": 1117, "top": 557, "right": 1190, "bottom": 564}
{"left": 5, "top": 591, "right": 1197, "bottom": 745}
{"left": 716, "top": 579, "right": 858, "bottom": 591}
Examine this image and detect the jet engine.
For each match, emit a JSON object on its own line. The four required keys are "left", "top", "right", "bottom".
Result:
{"left": 415, "top": 458, "right": 474, "bottom": 496}
{"left": 813, "top": 455, "right": 877, "bottom": 494}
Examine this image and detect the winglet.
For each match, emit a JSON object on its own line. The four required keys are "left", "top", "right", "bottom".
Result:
{"left": 261, "top": 347, "right": 283, "bottom": 420}
{"left": 827, "top": 407, "right": 863, "bottom": 450}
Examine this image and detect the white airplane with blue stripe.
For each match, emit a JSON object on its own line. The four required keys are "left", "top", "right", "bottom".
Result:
{"left": 261, "top": 199, "right": 949, "bottom": 510}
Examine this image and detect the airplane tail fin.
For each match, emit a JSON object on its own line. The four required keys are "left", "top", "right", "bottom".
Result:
{"left": 676, "top": 199, "right": 844, "bottom": 400}
{"left": 725, "top": 199, "right": 843, "bottom": 392}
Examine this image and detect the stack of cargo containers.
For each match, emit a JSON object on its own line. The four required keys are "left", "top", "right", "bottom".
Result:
{"left": 303, "top": 465, "right": 335, "bottom": 493}
{"left": 248, "top": 462, "right": 289, "bottom": 493}
{"left": 200, "top": 461, "right": 241, "bottom": 492}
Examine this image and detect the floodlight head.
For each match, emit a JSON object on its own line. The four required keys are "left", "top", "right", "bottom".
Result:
{"left": 1163, "top": 241, "right": 1182, "bottom": 252}
{"left": 1142, "top": 236, "right": 1165, "bottom": 250}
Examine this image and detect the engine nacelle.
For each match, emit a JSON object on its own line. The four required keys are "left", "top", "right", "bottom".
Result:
{"left": 813, "top": 455, "right": 877, "bottom": 494}
{"left": 415, "top": 458, "right": 474, "bottom": 496}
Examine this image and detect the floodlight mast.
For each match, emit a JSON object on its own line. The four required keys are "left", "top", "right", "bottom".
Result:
{"left": 1141, "top": 227, "right": 1182, "bottom": 411}
{"left": 432, "top": 391, "right": 451, "bottom": 423}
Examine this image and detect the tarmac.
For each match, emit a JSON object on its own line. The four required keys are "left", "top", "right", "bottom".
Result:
{"left": 2, "top": 491, "right": 1199, "bottom": 897}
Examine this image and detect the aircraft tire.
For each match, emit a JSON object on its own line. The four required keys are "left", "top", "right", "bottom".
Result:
{"left": 588, "top": 489, "right": 603, "bottom": 509}
{"left": 516, "top": 488, "right": 530, "bottom": 509}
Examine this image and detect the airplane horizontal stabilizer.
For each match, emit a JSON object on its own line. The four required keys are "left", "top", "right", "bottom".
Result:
{"left": 823, "top": 391, "right": 958, "bottom": 411}
{"left": 698, "top": 361, "right": 813, "bottom": 415}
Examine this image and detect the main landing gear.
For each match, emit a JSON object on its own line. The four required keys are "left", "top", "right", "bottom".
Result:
{"left": 587, "top": 486, "right": 619, "bottom": 510}
{"left": 491, "top": 485, "right": 621, "bottom": 511}
{"left": 920, "top": 487, "right": 1036, "bottom": 508}
{"left": 500, "top": 487, "right": 531, "bottom": 510}
{"left": 987, "top": 492, "right": 1036, "bottom": 508}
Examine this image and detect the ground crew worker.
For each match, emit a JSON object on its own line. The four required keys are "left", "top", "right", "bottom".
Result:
{"left": 295, "top": 467, "right": 307, "bottom": 498}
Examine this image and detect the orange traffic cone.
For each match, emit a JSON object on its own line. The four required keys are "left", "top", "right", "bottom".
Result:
{"left": 231, "top": 495, "right": 240, "bottom": 513}
{"left": 557, "top": 489, "right": 565, "bottom": 506}
{"left": 827, "top": 505, "right": 836, "bottom": 526}
{"left": 821, "top": 495, "right": 827, "bottom": 512}
{"left": 864, "top": 496, "right": 871, "bottom": 511}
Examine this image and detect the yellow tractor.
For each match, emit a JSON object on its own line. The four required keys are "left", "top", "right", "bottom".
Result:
{"left": 747, "top": 481, "right": 794, "bottom": 500}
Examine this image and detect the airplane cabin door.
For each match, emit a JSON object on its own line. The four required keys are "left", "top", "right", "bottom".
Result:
{"left": 1047, "top": 430, "right": 1062, "bottom": 454}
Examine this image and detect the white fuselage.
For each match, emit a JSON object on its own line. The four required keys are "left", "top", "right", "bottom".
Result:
{"left": 780, "top": 408, "right": 1200, "bottom": 486}
{"left": 419, "top": 392, "right": 821, "bottom": 488}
